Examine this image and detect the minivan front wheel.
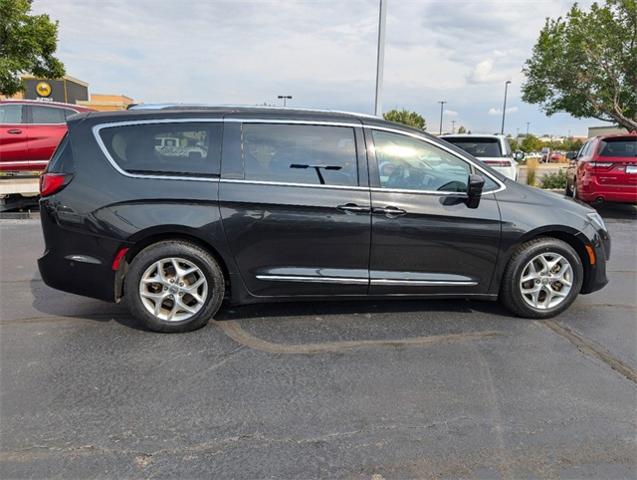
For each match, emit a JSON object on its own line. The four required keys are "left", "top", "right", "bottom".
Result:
{"left": 501, "top": 238, "right": 583, "bottom": 318}
{"left": 124, "top": 241, "right": 225, "bottom": 332}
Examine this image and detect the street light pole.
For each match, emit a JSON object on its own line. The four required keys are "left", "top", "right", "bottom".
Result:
{"left": 451, "top": 120, "right": 456, "bottom": 134}
{"left": 277, "top": 95, "right": 292, "bottom": 107}
{"left": 526, "top": 121, "right": 530, "bottom": 137}
{"left": 500, "top": 80, "right": 511, "bottom": 135}
{"left": 374, "top": 0, "right": 387, "bottom": 117}
{"left": 438, "top": 100, "right": 446, "bottom": 135}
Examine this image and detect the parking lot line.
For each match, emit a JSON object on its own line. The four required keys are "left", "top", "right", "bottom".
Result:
{"left": 214, "top": 319, "right": 504, "bottom": 354}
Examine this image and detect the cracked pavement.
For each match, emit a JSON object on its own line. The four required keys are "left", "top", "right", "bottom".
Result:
{"left": 1, "top": 204, "right": 636, "bottom": 479}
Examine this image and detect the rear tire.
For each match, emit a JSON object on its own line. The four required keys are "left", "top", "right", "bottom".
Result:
{"left": 124, "top": 241, "right": 225, "bottom": 332}
{"left": 500, "top": 238, "right": 583, "bottom": 319}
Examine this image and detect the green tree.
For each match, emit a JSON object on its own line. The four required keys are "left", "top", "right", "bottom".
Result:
{"left": 0, "top": 0, "right": 65, "bottom": 95}
{"left": 522, "top": 0, "right": 637, "bottom": 131}
{"left": 457, "top": 125, "right": 467, "bottom": 133}
{"left": 520, "top": 134, "right": 544, "bottom": 153}
{"left": 383, "top": 109, "right": 426, "bottom": 130}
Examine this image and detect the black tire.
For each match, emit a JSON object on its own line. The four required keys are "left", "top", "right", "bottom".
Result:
{"left": 565, "top": 181, "right": 574, "bottom": 197}
{"left": 500, "top": 237, "right": 583, "bottom": 319}
{"left": 124, "top": 241, "right": 225, "bottom": 332}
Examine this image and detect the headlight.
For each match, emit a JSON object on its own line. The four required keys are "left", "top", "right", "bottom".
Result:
{"left": 587, "top": 212, "right": 606, "bottom": 231}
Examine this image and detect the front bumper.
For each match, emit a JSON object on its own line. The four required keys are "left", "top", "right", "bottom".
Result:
{"left": 579, "top": 227, "right": 611, "bottom": 294}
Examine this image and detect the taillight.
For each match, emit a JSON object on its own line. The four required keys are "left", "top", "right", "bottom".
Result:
{"left": 589, "top": 161, "right": 613, "bottom": 168}
{"left": 39, "top": 173, "right": 72, "bottom": 197}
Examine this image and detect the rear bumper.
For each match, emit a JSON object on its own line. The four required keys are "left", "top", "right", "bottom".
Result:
{"left": 578, "top": 178, "right": 637, "bottom": 204}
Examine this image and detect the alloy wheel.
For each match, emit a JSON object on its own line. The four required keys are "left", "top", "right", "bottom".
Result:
{"left": 139, "top": 257, "right": 208, "bottom": 321}
{"left": 519, "top": 252, "right": 573, "bottom": 310}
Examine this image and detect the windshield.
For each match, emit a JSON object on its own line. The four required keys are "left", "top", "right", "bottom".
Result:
{"left": 598, "top": 137, "right": 636, "bottom": 158}
{"left": 443, "top": 137, "right": 503, "bottom": 157}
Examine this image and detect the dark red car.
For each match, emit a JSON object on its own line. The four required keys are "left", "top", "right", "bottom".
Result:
{"left": 566, "top": 133, "right": 637, "bottom": 204}
{"left": 0, "top": 100, "right": 94, "bottom": 172}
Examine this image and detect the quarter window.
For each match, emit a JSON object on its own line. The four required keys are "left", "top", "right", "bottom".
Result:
{"left": 0, "top": 104, "right": 24, "bottom": 123}
{"left": 372, "top": 130, "right": 471, "bottom": 192}
{"left": 98, "top": 122, "right": 222, "bottom": 176}
{"left": 242, "top": 124, "right": 358, "bottom": 186}
{"left": 31, "top": 106, "right": 68, "bottom": 124}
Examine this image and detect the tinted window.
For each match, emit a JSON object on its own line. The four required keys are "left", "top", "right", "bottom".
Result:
{"left": 598, "top": 137, "right": 636, "bottom": 158}
{"left": 242, "top": 124, "right": 357, "bottom": 186}
{"left": 443, "top": 137, "right": 503, "bottom": 157}
{"left": 99, "top": 122, "right": 223, "bottom": 176}
{"left": 372, "top": 130, "right": 471, "bottom": 192}
{"left": 47, "top": 134, "right": 74, "bottom": 173}
{"left": 0, "top": 104, "right": 23, "bottom": 123}
{"left": 31, "top": 106, "right": 67, "bottom": 124}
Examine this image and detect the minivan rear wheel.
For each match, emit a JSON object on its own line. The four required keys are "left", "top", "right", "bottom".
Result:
{"left": 124, "top": 241, "right": 225, "bottom": 332}
{"left": 500, "top": 238, "right": 583, "bottom": 319}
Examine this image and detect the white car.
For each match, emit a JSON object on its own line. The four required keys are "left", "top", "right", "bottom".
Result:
{"left": 440, "top": 134, "right": 524, "bottom": 181}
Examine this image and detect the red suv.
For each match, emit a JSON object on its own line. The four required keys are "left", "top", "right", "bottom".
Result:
{"left": 566, "top": 133, "right": 637, "bottom": 204}
{"left": 0, "top": 100, "right": 94, "bottom": 172}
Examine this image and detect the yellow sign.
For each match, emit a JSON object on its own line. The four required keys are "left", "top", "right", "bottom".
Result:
{"left": 36, "top": 81, "right": 52, "bottom": 97}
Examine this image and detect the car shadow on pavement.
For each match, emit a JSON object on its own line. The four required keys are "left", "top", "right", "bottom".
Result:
{"left": 593, "top": 203, "right": 637, "bottom": 220}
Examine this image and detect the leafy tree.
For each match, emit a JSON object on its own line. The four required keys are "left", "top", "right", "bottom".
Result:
{"left": 520, "top": 134, "right": 544, "bottom": 153}
{"left": 457, "top": 125, "right": 467, "bottom": 133}
{"left": 0, "top": 0, "right": 65, "bottom": 95}
{"left": 522, "top": 0, "right": 637, "bottom": 131}
{"left": 383, "top": 109, "right": 426, "bottom": 130}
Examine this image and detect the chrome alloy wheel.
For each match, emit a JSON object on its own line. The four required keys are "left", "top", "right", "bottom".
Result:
{"left": 519, "top": 252, "right": 573, "bottom": 310}
{"left": 139, "top": 257, "right": 208, "bottom": 322}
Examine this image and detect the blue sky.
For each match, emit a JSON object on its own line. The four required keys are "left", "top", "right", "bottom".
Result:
{"left": 35, "top": 0, "right": 606, "bottom": 136}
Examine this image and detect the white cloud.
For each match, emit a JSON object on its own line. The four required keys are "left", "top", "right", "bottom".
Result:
{"left": 488, "top": 106, "right": 519, "bottom": 116}
{"left": 444, "top": 109, "right": 459, "bottom": 117}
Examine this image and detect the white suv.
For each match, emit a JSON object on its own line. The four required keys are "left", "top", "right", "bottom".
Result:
{"left": 441, "top": 134, "right": 524, "bottom": 181}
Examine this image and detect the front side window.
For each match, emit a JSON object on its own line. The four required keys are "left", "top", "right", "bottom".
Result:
{"left": 0, "top": 104, "right": 24, "bottom": 124}
{"left": 31, "top": 106, "right": 67, "bottom": 124}
{"left": 98, "top": 122, "right": 222, "bottom": 176}
{"left": 372, "top": 130, "right": 471, "bottom": 192}
{"left": 242, "top": 124, "right": 358, "bottom": 186}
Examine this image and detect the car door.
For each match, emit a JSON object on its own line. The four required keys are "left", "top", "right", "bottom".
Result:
{"left": 218, "top": 120, "right": 371, "bottom": 297}
{"left": 26, "top": 104, "right": 71, "bottom": 170}
{"left": 366, "top": 127, "right": 503, "bottom": 296}
{"left": 0, "top": 103, "right": 29, "bottom": 170}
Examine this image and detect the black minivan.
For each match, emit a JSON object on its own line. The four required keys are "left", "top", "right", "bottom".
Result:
{"left": 38, "top": 106, "right": 610, "bottom": 332}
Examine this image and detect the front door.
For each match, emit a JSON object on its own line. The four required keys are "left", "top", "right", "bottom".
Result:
{"left": 366, "top": 128, "right": 502, "bottom": 296}
{"left": 219, "top": 121, "right": 371, "bottom": 297}
{"left": 0, "top": 104, "right": 29, "bottom": 171}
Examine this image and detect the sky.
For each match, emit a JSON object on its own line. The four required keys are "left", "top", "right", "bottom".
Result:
{"left": 33, "top": 0, "right": 605, "bottom": 136}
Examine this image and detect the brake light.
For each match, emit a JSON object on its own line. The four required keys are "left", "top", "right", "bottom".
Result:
{"left": 590, "top": 162, "right": 613, "bottom": 168}
{"left": 39, "top": 173, "right": 72, "bottom": 197}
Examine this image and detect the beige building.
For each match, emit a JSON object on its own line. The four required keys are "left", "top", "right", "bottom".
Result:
{"left": 587, "top": 125, "right": 628, "bottom": 138}
{"left": 78, "top": 94, "right": 135, "bottom": 111}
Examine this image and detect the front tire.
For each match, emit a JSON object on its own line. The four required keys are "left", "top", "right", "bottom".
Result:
{"left": 124, "top": 241, "right": 225, "bottom": 332}
{"left": 500, "top": 238, "right": 583, "bottom": 319}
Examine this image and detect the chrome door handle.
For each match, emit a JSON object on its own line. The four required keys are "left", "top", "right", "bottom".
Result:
{"left": 7, "top": 129, "right": 22, "bottom": 134}
{"left": 337, "top": 203, "right": 370, "bottom": 213}
{"left": 373, "top": 206, "right": 407, "bottom": 216}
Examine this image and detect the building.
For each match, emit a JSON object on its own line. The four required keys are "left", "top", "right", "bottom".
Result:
{"left": 1, "top": 74, "right": 137, "bottom": 111}
{"left": 587, "top": 125, "right": 628, "bottom": 138}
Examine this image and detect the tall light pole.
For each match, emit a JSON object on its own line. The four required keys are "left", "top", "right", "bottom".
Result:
{"left": 451, "top": 120, "right": 456, "bottom": 134}
{"left": 374, "top": 0, "right": 387, "bottom": 116}
{"left": 438, "top": 100, "right": 446, "bottom": 135}
{"left": 526, "top": 121, "right": 530, "bottom": 137}
{"left": 277, "top": 95, "right": 292, "bottom": 107}
{"left": 500, "top": 80, "right": 511, "bottom": 134}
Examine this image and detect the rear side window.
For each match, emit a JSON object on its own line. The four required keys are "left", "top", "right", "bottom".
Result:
{"left": 242, "top": 124, "right": 358, "bottom": 186}
{"left": 0, "top": 104, "right": 23, "bottom": 123}
{"left": 47, "top": 134, "right": 74, "bottom": 173}
{"left": 31, "top": 106, "right": 67, "bottom": 124}
{"left": 443, "top": 137, "right": 503, "bottom": 157}
{"left": 598, "top": 137, "right": 636, "bottom": 158}
{"left": 98, "top": 122, "right": 223, "bottom": 176}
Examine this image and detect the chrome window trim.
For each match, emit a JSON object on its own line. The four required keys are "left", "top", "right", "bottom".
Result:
{"left": 370, "top": 279, "right": 477, "bottom": 287}
{"left": 364, "top": 125, "right": 506, "bottom": 195}
{"left": 220, "top": 178, "right": 368, "bottom": 191}
{"left": 226, "top": 118, "right": 362, "bottom": 128}
{"left": 92, "top": 119, "right": 224, "bottom": 182}
{"left": 256, "top": 275, "right": 368, "bottom": 285}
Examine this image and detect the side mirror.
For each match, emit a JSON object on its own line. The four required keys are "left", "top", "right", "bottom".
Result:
{"left": 466, "top": 174, "right": 485, "bottom": 209}
{"left": 566, "top": 151, "right": 577, "bottom": 160}
{"left": 513, "top": 151, "right": 525, "bottom": 162}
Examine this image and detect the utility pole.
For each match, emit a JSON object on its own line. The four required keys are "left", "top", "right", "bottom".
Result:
{"left": 500, "top": 80, "right": 511, "bottom": 135}
{"left": 438, "top": 100, "right": 446, "bottom": 135}
{"left": 526, "top": 122, "right": 530, "bottom": 137}
{"left": 277, "top": 95, "right": 292, "bottom": 107}
{"left": 374, "top": 0, "right": 387, "bottom": 117}
{"left": 451, "top": 120, "right": 456, "bottom": 134}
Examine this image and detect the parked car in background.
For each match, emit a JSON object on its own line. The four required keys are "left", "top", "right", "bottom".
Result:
{"left": 0, "top": 100, "right": 94, "bottom": 172}
{"left": 565, "top": 133, "right": 637, "bottom": 204}
{"left": 440, "top": 134, "right": 523, "bottom": 181}
{"left": 38, "top": 106, "right": 609, "bottom": 333}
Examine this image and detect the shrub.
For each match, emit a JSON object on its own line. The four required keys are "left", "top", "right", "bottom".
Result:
{"left": 540, "top": 169, "right": 568, "bottom": 189}
{"left": 526, "top": 158, "right": 539, "bottom": 186}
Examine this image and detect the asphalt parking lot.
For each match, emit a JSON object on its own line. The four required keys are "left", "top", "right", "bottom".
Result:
{"left": 1, "top": 204, "right": 636, "bottom": 479}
